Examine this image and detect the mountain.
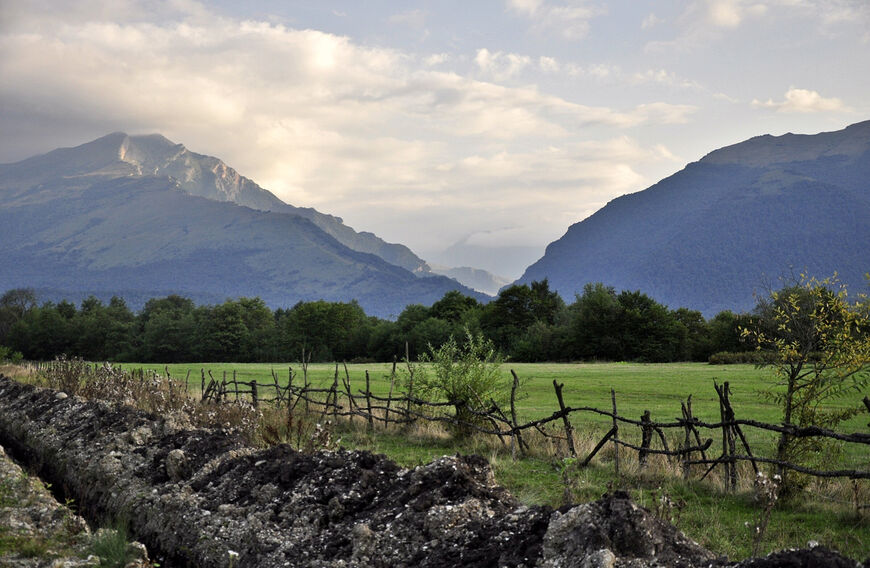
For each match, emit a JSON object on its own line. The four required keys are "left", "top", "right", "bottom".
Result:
{"left": 516, "top": 120, "right": 870, "bottom": 315}
{"left": 0, "top": 132, "right": 429, "bottom": 274}
{"left": 0, "top": 134, "right": 485, "bottom": 317}
{"left": 428, "top": 265, "right": 512, "bottom": 296}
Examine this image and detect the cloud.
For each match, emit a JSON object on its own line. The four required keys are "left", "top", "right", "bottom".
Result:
{"left": 631, "top": 69, "right": 703, "bottom": 90}
{"left": 506, "top": 0, "right": 606, "bottom": 40}
{"left": 474, "top": 48, "right": 531, "bottom": 80}
{"left": 641, "top": 13, "right": 664, "bottom": 29}
{"left": 751, "top": 88, "right": 850, "bottom": 113}
{"left": 0, "top": 0, "right": 691, "bottom": 264}
{"left": 650, "top": 0, "right": 868, "bottom": 52}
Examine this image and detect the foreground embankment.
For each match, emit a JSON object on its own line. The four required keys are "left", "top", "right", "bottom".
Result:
{"left": 0, "top": 376, "right": 862, "bottom": 568}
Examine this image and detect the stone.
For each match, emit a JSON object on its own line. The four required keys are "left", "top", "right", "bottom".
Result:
{"left": 165, "top": 449, "right": 190, "bottom": 482}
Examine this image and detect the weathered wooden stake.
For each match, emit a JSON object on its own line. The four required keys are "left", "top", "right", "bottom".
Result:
{"left": 343, "top": 363, "right": 354, "bottom": 424}
{"left": 509, "top": 370, "right": 526, "bottom": 459}
{"left": 552, "top": 380, "right": 576, "bottom": 457}
{"left": 582, "top": 427, "right": 617, "bottom": 467}
{"left": 639, "top": 410, "right": 652, "bottom": 468}
{"left": 611, "top": 388, "right": 619, "bottom": 476}
{"left": 385, "top": 355, "right": 397, "bottom": 426}
{"left": 250, "top": 380, "right": 258, "bottom": 408}
{"left": 404, "top": 342, "right": 414, "bottom": 425}
{"left": 365, "top": 370, "right": 374, "bottom": 432}
{"left": 681, "top": 399, "right": 692, "bottom": 479}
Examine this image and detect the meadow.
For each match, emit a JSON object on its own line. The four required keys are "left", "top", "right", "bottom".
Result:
{"left": 129, "top": 360, "right": 868, "bottom": 453}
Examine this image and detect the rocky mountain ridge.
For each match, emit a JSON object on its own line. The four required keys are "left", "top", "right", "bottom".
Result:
{"left": 517, "top": 120, "right": 870, "bottom": 314}
{"left": 1, "top": 132, "right": 429, "bottom": 274}
{"left": 0, "top": 136, "right": 485, "bottom": 317}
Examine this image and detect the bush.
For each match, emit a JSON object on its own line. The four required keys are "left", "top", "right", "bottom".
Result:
{"left": 708, "top": 351, "right": 774, "bottom": 365}
{"left": 412, "top": 331, "right": 506, "bottom": 438}
{"left": 0, "top": 345, "right": 23, "bottom": 364}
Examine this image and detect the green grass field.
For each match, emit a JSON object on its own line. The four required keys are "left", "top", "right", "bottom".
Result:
{"left": 128, "top": 361, "right": 868, "bottom": 463}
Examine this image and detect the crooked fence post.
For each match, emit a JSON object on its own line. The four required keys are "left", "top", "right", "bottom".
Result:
{"left": 365, "top": 370, "right": 374, "bottom": 433}
{"left": 332, "top": 363, "right": 340, "bottom": 421}
{"left": 640, "top": 410, "right": 652, "bottom": 468}
{"left": 404, "top": 342, "right": 415, "bottom": 426}
{"left": 724, "top": 383, "right": 738, "bottom": 491}
{"left": 552, "top": 380, "right": 576, "bottom": 457}
{"left": 681, "top": 399, "right": 693, "bottom": 479}
{"left": 250, "top": 380, "right": 258, "bottom": 408}
{"left": 385, "top": 355, "right": 397, "bottom": 427}
{"left": 343, "top": 362, "right": 354, "bottom": 425}
{"left": 509, "top": 370, "right": 526, "bottom": 459}
{"left": 611, "top": 388, "right": 620, "bottom": 476}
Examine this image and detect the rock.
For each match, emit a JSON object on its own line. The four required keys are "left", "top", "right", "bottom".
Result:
{"left": 165, "top": 449, "right": 190, "bottom": 482}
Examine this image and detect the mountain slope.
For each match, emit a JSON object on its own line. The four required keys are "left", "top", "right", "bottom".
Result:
{"left": 0, "top": 132, "right": 429, "bottom": 274}
{"left": 516, "top": 120, "right": 870, "bottom": 314}
{"left": 0, "top": 138, "right": 484, "bottom": 317}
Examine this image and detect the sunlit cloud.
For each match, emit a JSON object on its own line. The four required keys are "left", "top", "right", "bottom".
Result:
{"left": 751, "top": 88, "right": 850, "bottom": 113}
{"left": 0, "top": 0, "right": 689, "bottom": 270}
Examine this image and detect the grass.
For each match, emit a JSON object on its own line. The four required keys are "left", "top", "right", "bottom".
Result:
{"left": 38, "top": 361, "right": 870, "bottom": 560}
{"left": 126, "top": 361, "right": 869, "bottom": 465}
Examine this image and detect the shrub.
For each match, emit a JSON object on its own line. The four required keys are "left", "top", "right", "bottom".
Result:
{"left": 708, "top": 351, "right": 774, "bottom": 365}
{"left": 412, "top": 330, "right": 506, "bottom": 438}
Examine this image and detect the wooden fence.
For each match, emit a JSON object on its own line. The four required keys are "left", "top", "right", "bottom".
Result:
{"left": 193, "top": 363, "right": 870, "bottom": 492}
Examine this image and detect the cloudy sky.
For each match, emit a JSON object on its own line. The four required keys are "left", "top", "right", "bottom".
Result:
{"left": 1, "top": 1, "right": 867, "bottom": 278}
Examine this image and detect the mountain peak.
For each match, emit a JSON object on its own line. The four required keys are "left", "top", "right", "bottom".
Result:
{"left": 517, "top": 119, "right": 870, "bottom": 315}
{"left": 700, "top": 119, "right": 870, "bottom": 167}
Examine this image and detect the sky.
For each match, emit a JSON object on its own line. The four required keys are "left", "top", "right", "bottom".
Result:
{"left": 1, "top": 1, "right": 868, "bottom": 279}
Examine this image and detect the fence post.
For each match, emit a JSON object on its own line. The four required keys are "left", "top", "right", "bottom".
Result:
{"left": 332, "top": 363, "right": 340, "bottom": 420}
{"left": 639, "top": 410, "right": 652, "bottom": 468}
{"left": 681, "top": 399, "right": 692, "bottom": 479}
{"left": 611, "top": 389, "right": 620, "bottom": 476}
{"left": 250, "top": 380, "right": 258, "bottom": 408}
{"left": 404, "top": 343, "right": 414, "bottom": 425}
{"left": 365, "top": 370, "right": 374, "bottom": 433}
{"left": 385, "top": 355, "right": 397, "bottom": 427}
{"left": 509, "top": 370, "right": 526, "bottom": 459}
{"left": 552, "top": 380, "right": 576, "bottom": 457}
{"left": 725, "top": 383, "right": 738, "bottom": 491}
{"left": 343, "top": 363, "right": 354, "bottom": 425}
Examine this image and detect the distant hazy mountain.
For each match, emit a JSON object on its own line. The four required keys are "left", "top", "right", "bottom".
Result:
{"left": 0, "top": 134, "right": 485, "bottom": 317}
{"left": 516, "top": 120, "right": 870, "bottom": 315}
{"left": 428, "top": 265, "right": 512, "bottom": 296}
{"left": 0, "top": 132, "right": 429, "bottom": 274}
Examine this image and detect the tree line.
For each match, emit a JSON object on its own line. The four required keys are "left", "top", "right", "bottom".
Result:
{"left": 0, "top": 280, "right": 755, "bottom": 363}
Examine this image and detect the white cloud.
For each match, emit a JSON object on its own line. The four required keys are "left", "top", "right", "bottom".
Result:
{"left": 425, "top": 53, "right": 450, "bottom": 66}
{"left": 0, "top": 0, "right": 694, "bottom": 263}
{"left": 631, "top": 69, "right": 703, "bottom": 90}
{"left": 751, "top": 88, "right": 850, "bottom": 113}
{"left": 694, "top": 0, "right": 768, "bottom": 29}
{"left": 641, "top": 13, "right": 664, "bottom": 29}
{"left": 474, "top": 48, "right": 532, "bottom": 80}
{"left": 506, "top": 0, "right": 605, "bottom": 40}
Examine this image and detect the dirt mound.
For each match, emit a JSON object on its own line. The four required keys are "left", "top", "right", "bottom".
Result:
{"left": 0, "top": 376, "right": 861, "bottom": 568}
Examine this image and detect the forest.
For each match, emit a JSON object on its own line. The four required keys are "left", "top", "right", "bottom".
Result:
{"left": 0, "top": 280, "right": 754, "bottom": 364}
